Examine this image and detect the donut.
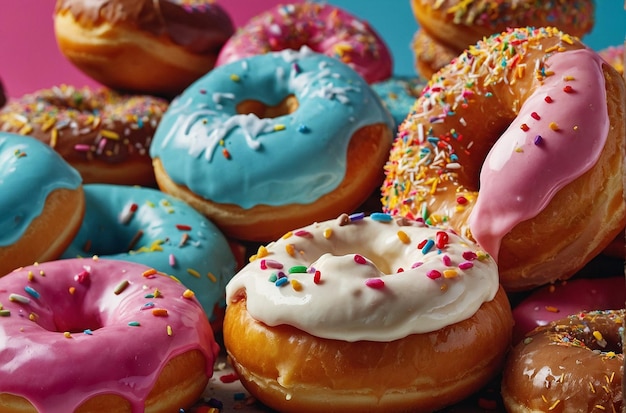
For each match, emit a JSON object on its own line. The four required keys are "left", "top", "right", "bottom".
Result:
{"left": 0, "top": 84, "right": 168, "bottom": 186}
{"left": 224, "top": 213, "right": 514, "bottom": 412}
{"left": 511, "top": 276, "right": 626, "bottom": 344}
{"left": 411, "top": 28, "right": 459, "bottom": 80}
{"left": 381, "top": 27, "right": 626, "bottom": 291}
{"left": 599, "top": 45, "right": 625, "bottom": 77}
{"left": 502, "top": 310, "right": 624, "bottom": 412}
{"left": 0, "top": 257, "right": 219, "bottom": 412}
{"left": 151, "top": 47, "right": 394, "bottom": 242}
{"left": 371, "top": 76, "right": 427, "bottom": 133}
{"left": 54, "top": 0, "right": 235, "bottom": 98}
{"left": 61, "top": 183, "right": 238, "bottom": 323}
{"left": 0, "top": 132, "right": 85, "bottom": 276}
{"left": 215, "top": 2, "right": 393, "bottom": 84}
{"left": 410, "top": 0, "right": 594, "bottom": 76}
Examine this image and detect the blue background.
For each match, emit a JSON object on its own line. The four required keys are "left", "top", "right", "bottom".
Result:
{"left": 329, "top": 1, "right": 626, "bottom": 77}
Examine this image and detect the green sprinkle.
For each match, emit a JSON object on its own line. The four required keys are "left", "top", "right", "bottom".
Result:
{"left": 128, "top": 321, "right": 141, "bottom": 327}
{"left": 288, "top": 265, "right": 308, "bottom": 274}
{"left": 0, "top": 310, "right": 10, "bottom": 317}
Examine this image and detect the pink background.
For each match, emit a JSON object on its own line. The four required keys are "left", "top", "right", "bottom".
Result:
{"left": 1, "top": 1, "right": 624, "bottom": 98}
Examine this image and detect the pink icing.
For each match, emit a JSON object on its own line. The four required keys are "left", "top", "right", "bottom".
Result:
{"left": 512, "top": 276, "right": 625, "bottom": 344}
{"left": 215, "top": 2, "right": 392, "bottom": 84}
{"left": 469, "top": 49, "right": 609, "bottom": 259}
{"left": 0, "top": 258, "right": 218, "bottom": 412}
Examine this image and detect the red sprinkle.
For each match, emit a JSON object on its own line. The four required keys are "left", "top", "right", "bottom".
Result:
{"left": 175, "top": 224, "right": 191, "bottom": 231}
{"left": 313, "top": 270, "right": 321, "bottom": 284}
{"left": 426, "top": 270, "right": 442, "bottom": 279}
{"left": 531, "top": 112, "right": 541, "bottom": 120}
{"left": 462, "top": 251, "right": 477, "bottom": 261}
{"left": 520, "top": 123, "right": 529, "bottom": 131}
{"left": 219, "top": 373, "right": 239, "bottom": 383}
{"left": 417, "top": 239, "right": 428, "bottom": 249}
{"left": 563, "top": 85, "right": 574, "bottom": 93}
{"left": 456, "top": 196, "right": 468, "bottom": 205}
{"left": 365, "top": 278, "right": 385, "bottom": 289}
{"left": 435, "top": 231, "right": 449, "bottom": 249}
{"left": 354, "top": 254, "right": 367, "bottom": 265}
{"left": 544, "top": 95, "right": 553, "bottom": 103}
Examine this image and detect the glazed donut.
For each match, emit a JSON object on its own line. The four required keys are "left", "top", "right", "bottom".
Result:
{"left": 0, "top": 132, "right": 85, "bottom": 276}
{"left": 54, "top": 0, "right": 235, "bottom": 98}
{"left": 381, "top": 27, "right": 626, "bottom": 291}
{"left": 371, "top": 76, "right": 427, "bottom": 133}
{"left": 61, "top": 183, "right": 237, "bottom": 322}
{"left": 511, "top": 276, "right": 626, "bottom": 344}
{"left": 224, "top": 213, "right": 514, "bottom": 413}
{"left": 502, "top": 310, "right": 624, "bottom": 412}
{"left": 151, "top": 48, "right": 394, "bottom": 242}
{"left": 0, "top": 257, "right": 219, "bottom": 412}
{"left": 0, "top": 84, "right": 168, "bottom": 186}
{"left": 411, "top": 29, "right": 458, "bottom": 80}
{"left": 215, "top": 2, "right": 393, "bottom": 84}
{"left": 410, "top": 0, "right": 594, "bottom": 76}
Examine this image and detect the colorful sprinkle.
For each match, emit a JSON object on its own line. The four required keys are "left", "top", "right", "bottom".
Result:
{"left": 113, "top": 280, "right": 130, "bottom": 295}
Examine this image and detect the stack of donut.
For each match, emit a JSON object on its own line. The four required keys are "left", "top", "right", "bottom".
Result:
{"left": 410, "top": 0, "right": 596, "bottom": 78}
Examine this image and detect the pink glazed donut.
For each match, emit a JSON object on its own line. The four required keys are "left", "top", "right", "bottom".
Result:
{"left": 0, "top": 257, "right": 219, "bottom": 413}
{"left": 215, "top": 2, "right": 393, "bottom": 84}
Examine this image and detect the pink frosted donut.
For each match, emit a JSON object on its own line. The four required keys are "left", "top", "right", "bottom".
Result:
{"left": 0, "top": 257, "right": 219, "bottom": 413}
{"left": 512, "top": 276, "right": 625, "bottom": 344}
{"left": 215, "top": 2, "right": 393, "bottom": 84}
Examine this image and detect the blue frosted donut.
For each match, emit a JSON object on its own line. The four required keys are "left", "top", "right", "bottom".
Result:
{"left": 150, "top": 47, "right": 394, "bottom": 241}
{"left": 0, "top": 132, "right": 84, "bottom": 274}
{"left": 61, "top": 183, "right": 237, "bottom": 320}
{"left": 372, "top": 76, "right": 427, "bottom": 133}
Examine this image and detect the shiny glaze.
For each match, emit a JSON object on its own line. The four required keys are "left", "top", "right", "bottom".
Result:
{"left": 371, "top": 76, "right": 427, "bottom": 133}
{"left": 215, "top": 2, "right": 392, "bottom": 84}
{"left": 61, "top": 184, "right": 237, "bottom": 319}
{"left": 151, "top": 47, "right": 394, "bottom": 208}
{"left": 0, "top": 132, "right": 82, "bottom": 247}
{"left": 54, "top": 0, "right": 235, "bottom": 55}
{"left": 0, "top": 85, "right": 167, "bottom": 168}
{"left": 0, "top": 258, "right": 219, "bottom": 413}
{"left": 226, "top": 213, "right": 499, "bottom": 342}
{"left": 382, "top": 27, "right": 609, "bottom": 260}
{"left": 503, "top": 310, "right": 624, "bottom": 412}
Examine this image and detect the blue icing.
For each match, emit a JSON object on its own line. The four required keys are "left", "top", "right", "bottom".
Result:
{"left": 0, "top": 132, "right": 82, "bottom": 247}
{"left": 150, "top": 47, "right": 394, "bottom": 208}
{"left": 61, "top": 184, "right": 237, "bottom": 318}
{"left": 371, "top": 76, "right": 427, "bottom": 132}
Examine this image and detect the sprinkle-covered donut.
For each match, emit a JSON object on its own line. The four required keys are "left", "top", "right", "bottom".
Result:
{"left": 54, "top": 0, "right": 235, "bottom": 97}
{"left": 502, "top": 310, "right": 624, "bottom": 412}
{"left": 151, "top": 47, "right": 394, "bottom": 242}
{"left": 224, "top": 213, "right": 514, "bottom": 412}
{"left": 0, "top": 85, "right": 168, "bottom": 186}
{"left": 215, "top": 2, "right": 393, "bottom": 84}
{"left": 61, "top": 183, "right": 237, "bottom": 320}
{"left": 0, "top": 132, "right": 84, "bottom": 275}
{"left": 0, "top": 257, "right": 219, "bottom": 413}
{"left": 371, "top": 76, "right": 427, "bottom": 133}
{"left": 381, "top": 27, "right": 626, "bottom": 291}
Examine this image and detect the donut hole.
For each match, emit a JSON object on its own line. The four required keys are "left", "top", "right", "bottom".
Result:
{"left": 236, "top": 94, "right": 299, "bottom": 118}
{"left": 564, "top": 328, "right": 623, "bottom": 354}
{"left": 52, "top": 311, "right": 104, "bottom": 335}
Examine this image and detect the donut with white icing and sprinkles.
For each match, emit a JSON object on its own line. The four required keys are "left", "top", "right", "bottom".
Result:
{"left": 151, "top": 47, "right": 394, "bottom": 242}
{"left": 0, "top": 85, "right": 168, "bottom": 186}
{"left": 224, "top": 212, "right": 513, "bottom": 412}
{"left": 381, "top": 27, "right": 626, "bottom": 291}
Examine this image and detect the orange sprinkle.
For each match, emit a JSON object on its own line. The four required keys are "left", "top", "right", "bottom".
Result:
{"left": 397, "top": 230, "right": 410, "bottom": 244}
{"left": 545, "top": 305, "right": 559, "bottom": 313}
{"left": 285, "top": 244, "right": 296, "bottom": 257}
{"left": 323, "top": 228, "right": 333, "bottom": 239}
{"left": 549, "top": 122, "right": 559, "bottom": 131}
{"left": 290, "top": 279, "right": 303, "bottom": 291}
{"left": 68, "top": 286, "right": 76, "bottom": 295}
{"left": 142, "top": 268, "right": 158, "bottom": 278}
{"left": 152, "top": 308, "right": 168, "bottom": 317}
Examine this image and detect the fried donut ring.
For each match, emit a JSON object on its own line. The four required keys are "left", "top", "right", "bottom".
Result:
{"left": 215, "top": 2, "right": 393, "bottom": 84}
{"left": 599, "top": 45, "right": 624, "bottom": 77}
{"left": 0, "top": 257, "right": 219, "bottom": 412}
{"left": 410, "top": 0, "right": 594, "bottom": 76}
{"left": 381, "top": 27, "right": 626, "bottom": 291}
{"left": 411, "top": 28, "right": 459, "bottom": 80}
{"left": 0, "top": 132, "right": 84, "bottom": 275}
{"left": 54, "top": 0, "right": 235, "bottom": 98}
{"left": 502, "top": 310, "right": 624, "bottom": 412}
{"left": 224, "top": 213, "right": 514, "bottom": 412}
{"left": 0, "top": 85, "right": 168, "bottom": 186}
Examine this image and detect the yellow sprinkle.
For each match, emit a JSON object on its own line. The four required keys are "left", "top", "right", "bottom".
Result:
{"left": 100, "top": 129, "right": 120, "bottom": 140}
{"left": 153, "top": 288, "right": 162, "bottom": 298}
{"left": 28, "top": 313, "right": 38, "bottom": 322}
{"left": 562, "top": 33, "right": 574, "bottom": 44}
{"left": 440, "top": 283, "right": 448, "bottom": 292}
{"left": 594, "top": 405, "right": 606, "bottom": 411}
{"left": 274, "top": 124, "right": 286, "bottom": 131}
{"left": 207, "top": 272, "right": 217, "bottom": 283}
{"left": 18, "top": 124, "right": 33, "bottom": 135}
{"left": 589, "top": 381, "right": 596, "bottom": 393}
{"left": 41, "top": 118, "right": 56, "bottom": 132}
{"left": 285, "top": 244, "right": 296, "bottom": 257}
{"left": 397, "top": 230, "right": 410, "bottom": 244}
{"left": 443, "top": 269, "right": 458, "bottom": 279}
{"left": 282, "top": 231, "right": 293, "bottom": 240}
{"left": 549, "top": 122, "right": 559, "bottom": 131}
{"left": 548, "top": 399, "right": 561, "bottom": 410}
{"left": 64, "top": 332, "right": 72, "bottom": 339}
{"left": 563, "top": 75, "right": 575, "bottom": 81}
{"left": 476, "top": 251, "right": 489, "bottom": 260}
{"left": 182, "top": 289, "right": 195, "bottom": 299}
{"left": 256, "top": 245, "right": 269, "bottom": 259}
{"left": 167, "top": 325, "right": 173, "bottom": 336}
{"left": 169, "top": 275, "right": 182, "bottom": 284}
{"left": 593, "top": 330, "right": 604, "bottom": 341}
{"left": 248, "top": 254, "right": 258, "bottom": 263}
{"left": 323, "top": 228, "right": 333, "bottom": 239}
{"left": 152, "top": 308, "right": 168, "bottom": 317}
{"left": 68, "top": 286, "right": 76, "bottom": 295}
{"left": 50, "top": 129, "right": 58, "bottom": 148}
{"left": 516, "top": 65, "right": 525, "bottom": 79}
{"left": 290, "top": 279, "right": 303, "bottom": 291}
{"left": 187, "top": 268, "right": 201, "bottom": 278}
{"left": 333, "top": 43, "right": 353, "bottom": 56}
{"left": 142, "top": 268, "right": 158, "bottom": 278}
{"left": 27, "top": 271, "right": 34, "bottom": 281}
{"left": 515, "top": 146, "right": 524, "bottom": 153}
{"left": 230, "top": 74, "right": 240, "bottom": 82}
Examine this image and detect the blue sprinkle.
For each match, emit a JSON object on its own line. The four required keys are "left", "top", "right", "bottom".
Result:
{"left": 421, "top": 239, "right": 435, "bottom": 254}
{"left": 141, "top": 302, "right": 155, "bottom": 310}
{"left": 24, "top": 286, "right": 40, "bottom": 299}
{"left": 84, "top": 329, "right": 93, "bottom": 335}
{"left": 275, "top": 277, "right": 289, "bottom": 287}
{"left": 370, "top": 212, "right": 393, "bottom": 222}
{"left": 450, "top": 153, "right": 458, "bottom": 161}
{"left": 297, "top": 124, "right": 310, "bottom": 133}
{"left": 128, "top": 321, "right": 141, "bottom": 327}
{"left": 348, "top": 212, "right": 365, "bottom": 221}
{"left": 234, "top": 392, "right": 247, "bottom": 401}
